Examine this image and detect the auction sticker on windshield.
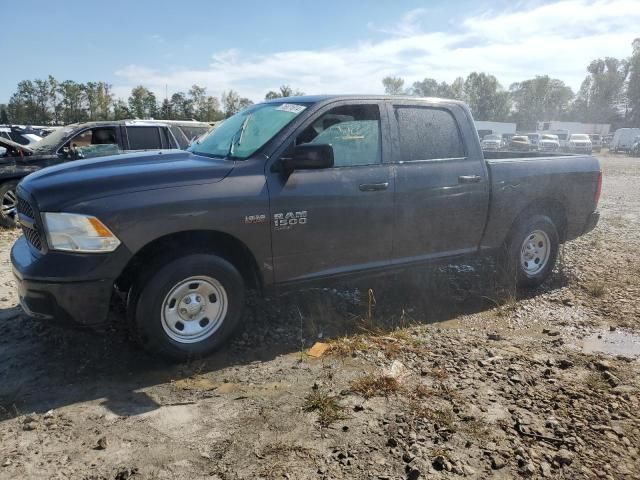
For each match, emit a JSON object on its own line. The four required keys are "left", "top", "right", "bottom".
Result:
{"left": 276, "top": 104, "right": 306, "bottom": 114}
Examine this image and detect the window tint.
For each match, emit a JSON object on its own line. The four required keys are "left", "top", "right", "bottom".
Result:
{"left": 169, "top": 125, "right": 189, "bottom": 149}
{"left": 127, "top": 127, "right": 162, "bottom": 150}
{"left": 394, "top": 107, "right": 464, "bottom": 161}
{"left": 296, "top": 104, "right": 381, "bottom": 167}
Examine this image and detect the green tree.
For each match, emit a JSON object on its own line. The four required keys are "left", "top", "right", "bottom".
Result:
{"left": 221, "top": 90, "right": 252, "bottom": 117}
{"left": 265, "top": 84, "right": 303, "bottom": 99}
{"left": 571, "top": 57, "right": 628, "bottom": 123}
{"left": 58, "top": 80, "right": 87, "bottom": 123}
{"left": 0, "top": 104, "right": 9, "bottom": 123}
{"left": 509, "top": 76, "right": 574, "bottom": 130}
{"left": 463, "top": 72, "right": 510, "bottom": 121}
{"left": 128, "top": 85, "right": 157, "bottom": 119}
{"left": 113, "top": 99, "right": 131, "bottom": 120}
{"left": 627, "top": 38, "right": 640, "bottom": 125}
{"left": 382, "top": 76, "right": 405, "bottom": 95}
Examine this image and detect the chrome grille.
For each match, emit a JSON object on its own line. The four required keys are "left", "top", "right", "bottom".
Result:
{"left": 17, "top": 196, "right": 43, "bottom": 251}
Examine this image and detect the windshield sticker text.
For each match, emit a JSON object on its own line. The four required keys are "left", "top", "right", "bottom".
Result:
{"left": 275, "top": 104, "right": 306, "bottom": 114}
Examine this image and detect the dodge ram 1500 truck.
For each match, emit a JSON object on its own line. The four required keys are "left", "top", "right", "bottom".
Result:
{"left": 11, "top": 95, "right": 601, "bottom": 359}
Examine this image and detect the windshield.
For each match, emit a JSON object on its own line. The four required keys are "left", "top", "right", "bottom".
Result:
{"left": 571, "top": 134, "right": 589, "bottom": 140}
{"left": 542, "top": 135, "right": 558, "bottom": 141}
{"left": 190, "top": 102, "right": 308, "bottom": 159}
{"left": 30, "top": 126, "right": 75, "bottom": 153}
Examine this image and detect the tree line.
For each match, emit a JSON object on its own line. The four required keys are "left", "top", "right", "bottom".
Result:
{"left": 383, "top": 39, "right": 640, "bottom": 130}
{"left": 2, "top": 38, "right": 639, "bottom": 129}
{"left": 0, "top": 80, "right": 304, "bottom": 126}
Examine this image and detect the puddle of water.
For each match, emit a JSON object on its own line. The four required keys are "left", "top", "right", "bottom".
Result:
{"left": 582, "top": 330, "right": 640, "bottom": 358}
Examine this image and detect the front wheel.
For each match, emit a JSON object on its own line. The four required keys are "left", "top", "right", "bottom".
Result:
{"left": 499, "top": 215, "right": 559, "bottom": 289}
{"left": 0, "top": 181, "right": 19, "bottom": 228}
{"left": 129, "top": 254, "right": 245, "bottom": 360}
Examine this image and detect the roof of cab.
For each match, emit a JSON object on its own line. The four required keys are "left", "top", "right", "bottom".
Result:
{"left": 261, "top": 94, "right": 467, "bottom": 107}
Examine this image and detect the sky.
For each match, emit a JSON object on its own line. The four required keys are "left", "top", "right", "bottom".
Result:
{"left": 3, "top": 0, "right": 639, "bottom": 104}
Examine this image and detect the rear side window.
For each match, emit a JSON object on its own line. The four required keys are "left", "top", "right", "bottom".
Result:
{"left": 394, "top": 106, "right": 465, "bottom": 161}
{"left": 169, "top": 125, "right": 189, "bottom": 149}
{"left": 127, "top": 127, "right": 162, "bottom": 150}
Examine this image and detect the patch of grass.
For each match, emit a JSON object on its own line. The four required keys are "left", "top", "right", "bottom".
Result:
{"left": 410, "top": 402, "right": 457, "bottom": 430}
{"left": 461, "top": 418, "right": 491, "bottom": 439}
{"left": 584, "top": 372, "right": 610, "bottom": 391}
{"left": 302, "top": 385, "right": 347, "bottom": 427}
{"left": 584, "top": 279, "right": 607, "bottom": 298}
{"left": 350, "top": 374, "right": 401, "bottom": 399}
{"left": 258, "top": 441, "right": 312, "bottom": 459}
{"left": 327, "top": 335, "right": 370, "bottom": 357}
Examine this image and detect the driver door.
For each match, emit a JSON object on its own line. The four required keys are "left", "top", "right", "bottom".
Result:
{"left": 266, "top": 101, "right": 395, "bottom": 283}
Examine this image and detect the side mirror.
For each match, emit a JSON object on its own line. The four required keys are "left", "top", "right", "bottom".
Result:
{"left": 276, "top": 144, "right": 334, "bottom": 173}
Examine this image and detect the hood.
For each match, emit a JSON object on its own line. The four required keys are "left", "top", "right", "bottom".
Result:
{"left": 21, "top": 150, "right": 235, "bottom": 211}
{"left": 0, "top": 136, "right": 34, "bottom": 153}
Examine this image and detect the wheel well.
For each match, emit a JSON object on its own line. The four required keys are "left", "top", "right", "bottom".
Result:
{"left": 115, "top": 230, "right": 263, "bottom": 293}
{"left": 508, "top": 199, "right": 568, "bottom": 244}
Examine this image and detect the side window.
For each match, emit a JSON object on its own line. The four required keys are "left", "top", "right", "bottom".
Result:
{"left": 169, "top": 125, "right": 189, "bottom": 149}
{"left": 159, "top": 127, "right": 175, "bottom": 149}
{"left": 127, "top": 127, "right": 162, "bottom": 150}
{"left": 394, "top": 106, "right": 465, "bottom": 161}
{"left": 296, "top": 104, "right": 381, "bottom": 167}
{"left": 65, "top": 127, "right": 119, "bottom": 159}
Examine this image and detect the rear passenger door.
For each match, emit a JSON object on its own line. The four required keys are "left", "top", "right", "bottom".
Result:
{"left": 125, "top": 126, "right": 173, "bottom": 151}
{"left": 387, "top": 101, "right": 489, "bottom": 261}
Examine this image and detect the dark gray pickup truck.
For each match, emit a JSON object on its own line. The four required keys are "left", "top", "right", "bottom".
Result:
{"left": 11, "top": 95, "right": 601, "bottom": 359}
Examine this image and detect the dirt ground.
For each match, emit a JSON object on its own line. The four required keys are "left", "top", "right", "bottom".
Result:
{"left": 0, "top": 153, "right": 638, "bottom": 480}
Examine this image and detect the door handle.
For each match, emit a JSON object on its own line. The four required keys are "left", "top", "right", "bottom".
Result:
{"left": 458, "top": 175, "right": 482, "bottom": 184}
{"left": 359, "top": 182, "right": 390, "bottom": 192}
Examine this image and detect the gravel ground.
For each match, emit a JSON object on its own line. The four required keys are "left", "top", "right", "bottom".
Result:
{"left": 0, "top": 153, "right": 638, "bottom": 480}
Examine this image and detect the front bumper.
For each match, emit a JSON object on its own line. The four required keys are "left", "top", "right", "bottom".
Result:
{"left": 11, "top": 236, "right": 129, "bottom": 326}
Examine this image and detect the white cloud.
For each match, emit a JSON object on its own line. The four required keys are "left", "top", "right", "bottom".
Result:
{"left": 114, "top": 0, "right": 640, "bottom": 101}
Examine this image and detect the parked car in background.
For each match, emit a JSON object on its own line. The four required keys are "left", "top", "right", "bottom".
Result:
{"left": 588, "top": 134, "right": 602, "bottom": 152}
{"left": 157, "top": 120, "right": 214, "bottom": 148}
{"left": 0, "top": 120, "right": 196, "bottom": 227}
{"left": 603, "top": 134, "right": 613, "bottom": 149}
{"left": 526, "top": 132, "right": 543, "bottom": 150}
{"left": 611, "top": 128, "right": 640, "bottom": 153}
{"left": 568, "top": 134, "right": 592, "bottom": 154}
{"left": 10, "top": 95, "right": 601, "bottom": 359}
{"left": 508, "top": 135, "right": 532, "bottom": 151}
{"left": 629, "top": 135, "right": 640, "bottom": 157}
{"left": 546, "top": 130, "right": 571, "bottom": 151}
{"left": 0, "top": 126, "right": 43, "bottom": 146}
{"left": 481, "top": 133, "right": 504, "bottom": 151}
{"left": 538, "top": 134, "right": 560, "bottom": 153}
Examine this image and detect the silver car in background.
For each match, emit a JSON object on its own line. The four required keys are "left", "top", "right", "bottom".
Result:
{"left": 539, "top": 134, "right": 560, "bottom": 152}
{"left": 568, "top": 134, "right": 592, "bottom": 154}
{"left": 481, "top": 133, "right": 504, "bottom": 151}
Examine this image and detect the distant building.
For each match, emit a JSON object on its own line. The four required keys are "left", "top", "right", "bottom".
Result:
{"left": 536, "top": 121, "right": 610, "bottom": 135}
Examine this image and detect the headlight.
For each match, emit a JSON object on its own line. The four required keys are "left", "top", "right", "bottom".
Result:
{"left": 42, "top": 212, "right": 121, "bottom": 253}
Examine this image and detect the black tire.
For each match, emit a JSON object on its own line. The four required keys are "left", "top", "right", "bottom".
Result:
{"left": 499, "top": 215, "right": 559, "bottom": 289}
{"left": 0, "top": 181, "right": 19, "bottom": 228}
{"left": 128, "top": 253, "right": 245, "bottom": 360}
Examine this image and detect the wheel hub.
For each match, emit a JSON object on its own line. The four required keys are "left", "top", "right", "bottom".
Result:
{"left": 161, "top": 276, "right": 228, "bottom": 344}
{"left": 1, "top": 189, "right": 17, "bottom": 219}
{"left": 520, "top": 230, "right": 551, "bottom": 276}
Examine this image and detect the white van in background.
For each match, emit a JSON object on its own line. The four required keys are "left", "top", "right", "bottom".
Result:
{"left": 611, "top": 128, "right": 640, "bottom": 153}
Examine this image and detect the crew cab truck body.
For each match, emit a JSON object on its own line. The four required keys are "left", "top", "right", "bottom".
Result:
{"left": 11, "top": 96, "right": 601, "bottom": 360}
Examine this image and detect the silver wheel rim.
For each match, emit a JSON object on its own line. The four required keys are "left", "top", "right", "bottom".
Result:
{"left": 161, "top": 275, "right": 228, "bottom": 344}
{"left": 520, "top": 229, "right": 551, "bottom": 276}
{"left": 1, "top": 188, "right": 17, "bottom": 221}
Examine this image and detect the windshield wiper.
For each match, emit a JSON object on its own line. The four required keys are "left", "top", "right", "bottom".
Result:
{"left": 227, "top": 114, "right": 252, "bottom": 158}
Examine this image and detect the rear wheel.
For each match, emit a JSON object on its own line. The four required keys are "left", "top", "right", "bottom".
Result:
{"left": 0, "top": 181, "right": 19, "bottom": 228}
{"left": 128, "top": 253, "right": 245, "bottom": 360}
{"left": 500, "top": 215, "right": 559, "bottom": 289}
